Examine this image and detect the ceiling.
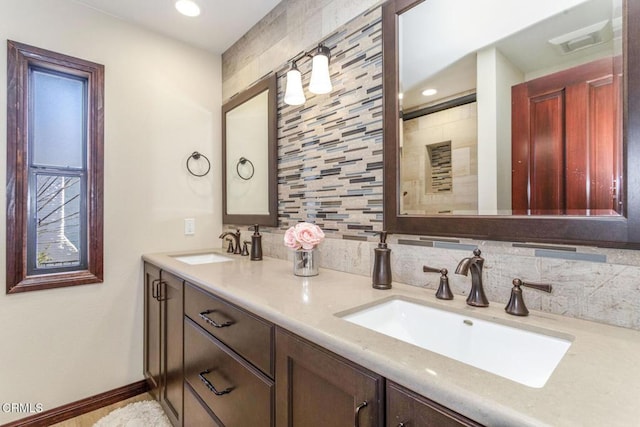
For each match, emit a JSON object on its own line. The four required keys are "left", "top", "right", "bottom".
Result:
{"left": 400, "top": 0, "right": 620, "bottom": 111}
{"left": 71, "top": 0, "right": 282, "bottom": 54}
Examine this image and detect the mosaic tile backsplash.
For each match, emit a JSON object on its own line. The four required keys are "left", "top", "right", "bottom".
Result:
{"left": 277, "top": 7, "right": 383, "bottom": 236}
{"left": 222, "top": 3, "right": 640, "bottom": 330}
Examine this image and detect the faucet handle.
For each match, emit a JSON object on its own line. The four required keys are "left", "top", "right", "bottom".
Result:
{"left": 225, "top": 238, "right": 234, "bottom": 253}
{"left": 505, "top": 278, "right": 553, "bottom": 316}
{"left": 423, "top": 266, "right": 453, "bottom": 300}
{"left": 241, "top": 241, "right": 250, "bottom": 256}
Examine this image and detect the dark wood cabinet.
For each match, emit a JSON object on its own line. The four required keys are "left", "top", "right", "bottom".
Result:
{"left": 183, "top": 281, "right": 275, "bottom": 426}
{"left": 386, "top": 382, "right": 483, "bottom": 427}
{"left": 144, "top": 262, "right": 484, "bottom": 427}
{"left": 185, "top": 282, "right": 274, "bottom": 377}
{"left": 143, "top": 263, "right": 183, "bottom": 427}
{"left": 161, "top": 271, "right": 184, "bottom": 426}
{"left": 275, "top": 327, "right": 384, "bottom": 427}
{"left": 143, "top": 263, "right": 161, "bottom": 398}
{"left": 184, "top": 318, "right": 274, "bottom": 426}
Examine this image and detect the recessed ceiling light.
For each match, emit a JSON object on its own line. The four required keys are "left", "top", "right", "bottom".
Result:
{"left": 422, "top": 88, "right": 438, "bottom": 96}
{"left": 398, "top": 93, "right": 404, "bottom": 100}
{"left": 175, "top": 0, "right": 201, "bottom": 17}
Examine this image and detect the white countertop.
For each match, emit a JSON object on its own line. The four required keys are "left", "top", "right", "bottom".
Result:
{"left": 143, "top": 250, "right": 640, "bottom": 427}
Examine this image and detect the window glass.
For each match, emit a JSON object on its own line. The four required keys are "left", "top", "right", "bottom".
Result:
{"left": 31, "top": 69, "right": 85, "bottom": 169}
{"left": 31, "top": 174, "right": 84, "bottom": 270}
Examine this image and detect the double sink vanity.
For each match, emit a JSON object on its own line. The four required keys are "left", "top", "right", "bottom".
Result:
{"left": 143, "top": 249, "right": 640, "bottom": 427}
{"left": 144, "top": 0, "right": 640, "bottom": 424}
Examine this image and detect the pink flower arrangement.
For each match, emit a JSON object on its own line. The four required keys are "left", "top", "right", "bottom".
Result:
{"left": 284, "top": 222, "right": 325, "bottom": 250}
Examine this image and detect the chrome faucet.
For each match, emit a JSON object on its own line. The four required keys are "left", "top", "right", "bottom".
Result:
{"left": 219, "top": 229, "right": 241, "bottom": 255}
{"left": 455, "top": 249, "right": 488, "bottom": 307}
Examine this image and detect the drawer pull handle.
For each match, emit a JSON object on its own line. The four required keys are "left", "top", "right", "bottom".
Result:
{"left": 354, "top": 401, "right": 368, "bottom": 427}
{"left": 198, "top": 369, "right": 233, "bottom": 396}
{"left": 151, "top": 279, "right": 159, "bottom": 300}
{"left": 199, "top": 310, "right": 233, "bottom": 328}
{"left": 152, "top": 279, "right": 167, "bottom": 301}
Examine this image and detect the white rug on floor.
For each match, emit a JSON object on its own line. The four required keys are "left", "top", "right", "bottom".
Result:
{"left": 93, "top": 400, "right": 171, "bottom": 427}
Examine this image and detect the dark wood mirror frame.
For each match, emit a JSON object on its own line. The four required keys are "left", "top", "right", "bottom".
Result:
{"left": 382, "top": 0, "right": 640, "bottom": 249}
{"left": 222, "top": 74, "right": 278, "bottom": 226}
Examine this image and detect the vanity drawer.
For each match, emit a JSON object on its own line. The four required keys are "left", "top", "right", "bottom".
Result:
{"left": 184, "top": 318, "right": 274, "bottom": 427}
{"left": 184, "top": 282, "right": 274, "bottom": 377}
{"left": 184, "top": 383, "right": 222, "bottom": 427}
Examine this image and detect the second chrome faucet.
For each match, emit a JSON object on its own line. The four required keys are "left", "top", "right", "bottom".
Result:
{"left": 455, "top": 249, "right": 489, "bottom": 307}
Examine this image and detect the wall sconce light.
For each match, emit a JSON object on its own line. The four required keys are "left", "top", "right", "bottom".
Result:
{"left": 284, "top": 61, "right": 306, "bottom": 106}
{"left": 309, "top": 44, "right": 332, "bottom": 95}
{"left": 284, "top": 43, "right": 332, "bottom": 106}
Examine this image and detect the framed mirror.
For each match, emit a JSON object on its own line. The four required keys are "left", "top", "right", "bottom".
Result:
{"left": 222, "top": 74, "right": 277, "bottom": 226}
{"left": 382, "top": 0, "right": 640, "bottom": 248}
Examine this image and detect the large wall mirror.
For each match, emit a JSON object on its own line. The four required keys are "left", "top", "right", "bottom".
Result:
{"left": 222, "top": 74, "right": 277, "bottom": 226}
{"left": 383, "top": 0, "right": 640, "bottom": 248}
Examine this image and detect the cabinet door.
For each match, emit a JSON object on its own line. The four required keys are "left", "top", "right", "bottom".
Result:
{"left": 161, "top": 271, "right": 184, "bottom": 427}
{"left": 386, "top": 382, "right": 483, "bottom": 427}
{"left": 143, "top": 263, "right": 161, "bottom": 399}
{"left": 275, "top": 328, "right": 384, "bottom": 427}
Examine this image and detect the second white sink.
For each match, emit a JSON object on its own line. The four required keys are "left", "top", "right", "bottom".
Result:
{"left": 172, "top": 253, "right": 233, "bottom": 265}
{"left": 340, "top": 297, "right": 572, "bottom": 388}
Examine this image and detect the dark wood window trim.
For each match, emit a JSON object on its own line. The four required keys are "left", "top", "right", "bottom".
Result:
{"left": 6, "top": 40, "right": 104, "bottom": 293}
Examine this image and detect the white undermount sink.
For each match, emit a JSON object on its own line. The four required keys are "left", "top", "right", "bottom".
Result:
{"left": 172, "top": 253, "right": 233, "bottom": 265}
{"left": 339, "top": 297, "right": 572, "bottom": 388}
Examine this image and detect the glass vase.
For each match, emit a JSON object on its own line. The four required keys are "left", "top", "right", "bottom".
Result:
{"left": 293, "top": 248, "right": 319, "bottom": 277}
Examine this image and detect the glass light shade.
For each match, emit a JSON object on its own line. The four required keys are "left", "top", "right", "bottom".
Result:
{"left": 175, "top": 0, "right": 201, "bottom": 17}
{"left": 309, "top": 54, "right": 332, "bottom": 95}
{"left": 284, "top": 67, "right": 306, "bottom": 106}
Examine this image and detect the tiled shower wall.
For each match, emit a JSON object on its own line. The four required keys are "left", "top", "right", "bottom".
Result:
{"left": 222, "top": 0, "right": 640, "bottom": 330}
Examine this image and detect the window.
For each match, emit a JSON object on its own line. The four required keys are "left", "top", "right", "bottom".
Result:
{"left": 6, "top": 40, "right": 104, "bottom": 293}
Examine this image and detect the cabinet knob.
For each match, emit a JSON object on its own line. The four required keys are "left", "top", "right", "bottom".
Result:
{"left": 354, "top": 401, "right": 368, "bottom": 427}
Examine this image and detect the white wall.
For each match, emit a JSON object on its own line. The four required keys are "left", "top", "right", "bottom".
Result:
{"left": 477, "top": 47, "right": 523, "bottom": 214}
{"left": 476, "top": 48, "right": 499, "bottom": 213}
{"left": 495, "top": 49, "right": 524, "bottom": 212}
{"left": 0, "top": 0, "right": 222, "bottom": 423}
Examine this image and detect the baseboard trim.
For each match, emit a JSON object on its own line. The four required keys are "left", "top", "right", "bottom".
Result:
{"left": 1, "top": 380, "right": 149, "bottom": 427}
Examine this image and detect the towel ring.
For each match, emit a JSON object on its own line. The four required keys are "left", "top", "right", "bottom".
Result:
{"left": 236, "top": 157, "right": 255, "bottom": 180}
{"left": 186, "top": 151, "right": 211, "bottom": 177}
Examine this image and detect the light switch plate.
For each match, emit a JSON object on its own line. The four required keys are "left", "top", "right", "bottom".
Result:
{"left": 184, "top": 218, "right": 195, "bottom": 235}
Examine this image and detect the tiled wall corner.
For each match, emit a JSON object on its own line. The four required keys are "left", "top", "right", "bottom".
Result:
{"left": 222, "top": 0, "right": 381, "bottom": 101}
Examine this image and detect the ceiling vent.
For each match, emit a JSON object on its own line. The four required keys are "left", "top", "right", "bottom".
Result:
{"left": 548, "top": 19, "right": 611, "bottom": 54}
